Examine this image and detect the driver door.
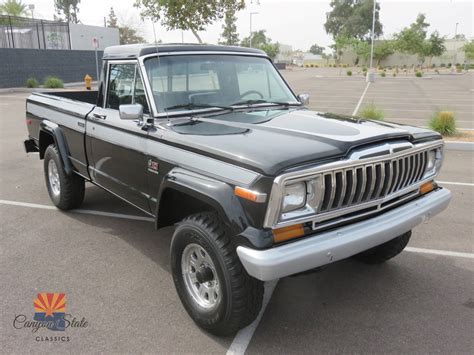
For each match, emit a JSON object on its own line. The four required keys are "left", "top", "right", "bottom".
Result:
{"left": 86, "top": 61, "right": 151, "bottom": 213}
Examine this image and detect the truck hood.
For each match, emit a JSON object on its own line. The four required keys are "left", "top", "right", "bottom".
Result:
{"left": 158, "top": 108, "right": 440, "bottom": 176}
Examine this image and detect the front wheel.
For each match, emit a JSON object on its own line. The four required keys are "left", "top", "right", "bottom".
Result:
{"left": 170, "top": 212, "right": 264, "bottom": 336}
{"left": 44, "top": 145, "right": 85, "bottom": 210}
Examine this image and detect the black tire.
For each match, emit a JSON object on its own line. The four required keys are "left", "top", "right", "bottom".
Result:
{"left": 44, "top": 145, "right": 85, "bottom": 210}
{"left": 170, "top": 212, "right": 264, "bottom": 336}
{"left": 354, "top": 231, "right": 411, "bottom": 264}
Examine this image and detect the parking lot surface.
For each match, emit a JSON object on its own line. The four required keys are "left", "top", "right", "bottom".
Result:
{"left": 282, "top": 68, "right": 474, "bottom": 130}
{"left": 1, "top": 80, "right": 473, "bottom": 353}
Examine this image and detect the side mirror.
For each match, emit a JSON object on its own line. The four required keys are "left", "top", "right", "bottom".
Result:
{"left": 119, "top": 104, "right": 143, "bottom": 120}
{"left": 298, "top": 94, "right": 310, "bottom": 105}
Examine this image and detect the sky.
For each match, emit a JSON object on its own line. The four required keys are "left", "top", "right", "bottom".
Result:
{"left": 28, "top": 0, "right": 473, "bottom": 51}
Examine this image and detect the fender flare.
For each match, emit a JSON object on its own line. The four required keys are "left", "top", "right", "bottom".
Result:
{"left": 39, "top": 120, "right": 74, "bottom": 175}
{"left": 156, "top": 168, "right": 250, "bottom": 236}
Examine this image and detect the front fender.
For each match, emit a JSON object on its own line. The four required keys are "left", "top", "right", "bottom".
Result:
{"left": 156, "top": 168, "right": 250, "bottom": 235}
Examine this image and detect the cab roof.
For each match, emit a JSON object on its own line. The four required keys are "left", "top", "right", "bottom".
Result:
{"left": 102, "top": 43, "right": 266, "bottom": 60}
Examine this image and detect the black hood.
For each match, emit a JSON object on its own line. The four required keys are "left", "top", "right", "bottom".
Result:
{"left": 156, "top": 108, "right": 441, "bottom": 176}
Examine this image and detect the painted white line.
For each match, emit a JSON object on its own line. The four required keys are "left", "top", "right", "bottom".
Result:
{"left": 405, "top": 247, "right": 474, "bottom": 259}
{"left": 352, "top": 82, "right": 371, "bottom": 116}
{"left": 0, "top": 199, "right": 155, "bottom": 222}
{"left": 437, "top": 181, "right": 474, "bottom": 187}
{"left": 227, "top": 280, "right": 279, "bottom": 355}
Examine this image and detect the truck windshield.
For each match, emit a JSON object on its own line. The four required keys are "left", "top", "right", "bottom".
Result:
{"left": 143, "top": 54, "right": 299, "bottom": 114}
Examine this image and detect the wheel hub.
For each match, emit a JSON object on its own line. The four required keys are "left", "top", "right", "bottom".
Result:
{"left": 181, "top": 243, "right": 221, "bottom": 309}
{"left": 48, "top": 159, "right": 61, "bottom": 197}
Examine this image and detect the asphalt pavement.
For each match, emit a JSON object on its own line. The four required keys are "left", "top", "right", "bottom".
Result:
{"left": 1, "top": 83, "right": 473, "bottom": 353}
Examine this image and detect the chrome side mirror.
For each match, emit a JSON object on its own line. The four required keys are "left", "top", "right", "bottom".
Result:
{"left": 119, "top": 104, "right": 143, "bottom": 120}
{"left": 298, "top": 94, "right": 310, "bottom": 105}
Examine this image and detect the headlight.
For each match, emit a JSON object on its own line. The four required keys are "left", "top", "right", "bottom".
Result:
{"left": 282, "top": 182, "right": 307, "bottom": 213}
{"left": 423, "top": 148, "right": 443, "bottom": 178}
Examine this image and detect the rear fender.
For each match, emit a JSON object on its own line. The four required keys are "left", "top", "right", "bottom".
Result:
{"left": 39, "top": 120, "right": 73, "bottom": 175}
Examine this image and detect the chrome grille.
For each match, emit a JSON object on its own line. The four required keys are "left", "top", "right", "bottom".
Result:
{"left": 317, "top": 151, "right": 428, "bottom": 213}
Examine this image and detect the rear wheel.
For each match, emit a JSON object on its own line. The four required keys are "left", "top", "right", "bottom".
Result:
{"left": 354, "top": 231, "right": 411, "bottom": 264}
{"left": 170, "top": 212, "right": 264, "bottom": 336}
{"left": 44, "top": 145, "right": 85, "bottom": 210}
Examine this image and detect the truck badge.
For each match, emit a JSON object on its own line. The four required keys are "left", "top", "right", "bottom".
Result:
{"left": 147, "top": 159, "right": 159, "bottom": 174}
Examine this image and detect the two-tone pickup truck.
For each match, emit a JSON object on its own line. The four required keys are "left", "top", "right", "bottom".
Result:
{"left": 24, "top": 44, "right": 451, "bottom": 335}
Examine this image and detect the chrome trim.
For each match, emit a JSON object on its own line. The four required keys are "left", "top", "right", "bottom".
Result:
{"left": 264, "top": 140, "right": 444, "bottom": 229}
{"left": 238, "top": 188, "right": 452, "bottom": 281}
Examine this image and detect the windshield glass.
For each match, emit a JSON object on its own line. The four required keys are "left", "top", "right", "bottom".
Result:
{"left": 143, "top": 54, "right": 298, "bottom": 113}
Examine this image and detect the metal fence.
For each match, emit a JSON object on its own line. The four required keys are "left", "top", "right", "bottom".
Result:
{"left": 0, "top": 15, "right": 71, "bottom": 50}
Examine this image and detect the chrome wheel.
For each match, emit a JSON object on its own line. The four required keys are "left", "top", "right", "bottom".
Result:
{"left": 181, "top": 243, "right": 221, "bottom": 309}
{"left": 48, "top": 159, "right": 61, "bottom": 197}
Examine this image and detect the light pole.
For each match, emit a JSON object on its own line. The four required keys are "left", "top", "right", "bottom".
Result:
{"left": 452, "top": 22, "right": 459, "bottom": 71}
{"left": 367, "top": 0, "right": 376, "bottom": 82}
{"left": 249, "top": 12, "right": 258, "bottom": 48}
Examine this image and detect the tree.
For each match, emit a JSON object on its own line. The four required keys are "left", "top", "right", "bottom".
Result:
{"left": 309, "top": 44, "right": 324, "bottom": 55}
{"left": 373, "top": 40, "right": 395, "bottom": 66}
{"left": 107, "top": 6, "right": 118, "bottom": 28}
{"left": 331, "top": 35, "right": 354, "bottom": 66}
{"left": 324, "top": 0, "right": 382, "bottom": 41}
{"left": 219, "top": 7, "right": 239, "bottom": 45}
{"left": 54, "top": 0, "right": 81, "bottom": 23}
{"left": 394, "top": 14, "right": 429, "bottom": 62}
{"left": 462, "top": 40, "right": 474, "bottom": 62}
{"left": 135, "top": 0, "right": 245, "bottom": 43}
{"left": 422, "top": 31, "right": 445, "bottom": 66}
{"left": 0, "top": 0, "right": 27, "bottom": 16}
{"left": 241, "top": 30, "right": 280, "bottom": 59}
{"left": 107, "top": 7, "right": 146, "bottom": 45}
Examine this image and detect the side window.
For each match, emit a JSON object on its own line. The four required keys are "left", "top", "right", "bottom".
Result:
{"left": 107, "top": 64, "right": 136, "bottom": 109}
{"left": 236, "top": 63, "right": 269, "bottom": 98}
{"left": 107, "top": 63, "right": 150, "bottom": 114}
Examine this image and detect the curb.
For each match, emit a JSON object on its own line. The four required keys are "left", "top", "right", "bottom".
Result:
{"left": 445, "top": 141, "right": 474, "bottom": 151}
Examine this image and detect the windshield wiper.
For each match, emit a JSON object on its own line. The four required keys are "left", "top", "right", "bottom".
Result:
{"left": 230, "top": 99, "right": 297, "bottom": 107}
{"left": 164, "top": 103, "right": 233, "bottom": 111}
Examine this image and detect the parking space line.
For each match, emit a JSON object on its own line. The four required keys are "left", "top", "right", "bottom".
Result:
{"left": 437, "top": 181, "right": 474, "bottom": 187}
{"left": 405, "top": 247, "right": 474, "bottom": 259}
{"left": 227, "top": 280, "right": 279, "bottom": 355}
{"left": 0, "top": 199, "right": 155, "bottom": 222}
{"left": 352, "top": 82, "right": 371, "bottom": 116}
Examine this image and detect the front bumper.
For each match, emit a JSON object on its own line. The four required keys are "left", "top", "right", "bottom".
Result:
{"left": 237, "top": 188, "right": 452, "bottom": 281}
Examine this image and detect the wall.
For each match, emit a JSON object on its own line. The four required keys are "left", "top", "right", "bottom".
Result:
{"left": 0, "top": 48, "right": 103, "bottom": 88}
{"left": 69, "top": 23, "right": 119, "bottom": 50}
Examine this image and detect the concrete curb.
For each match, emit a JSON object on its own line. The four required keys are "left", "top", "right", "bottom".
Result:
{"left": 445, "top": 141, "right": 474, "bottom": 151}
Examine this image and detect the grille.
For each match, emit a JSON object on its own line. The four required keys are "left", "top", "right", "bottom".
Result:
{"left": 316, "top": 150, "right": 428, "bottom": 213}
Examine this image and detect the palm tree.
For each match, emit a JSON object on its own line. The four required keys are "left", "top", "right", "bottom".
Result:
{"left": 0, "top": 0, "right": 28, "bottom": 17}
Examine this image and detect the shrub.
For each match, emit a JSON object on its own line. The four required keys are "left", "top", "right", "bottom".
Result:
{"left": 393, "top": 72, "right": 397, "bottom": 77}
{"left": 314, "top": 64, "right": 319, "bottom": 68}
{"left": 25, "top": 77, "right": 38, "bottom": 88}
{"left": 380, "top": 72, "right": 386, "bottom": 77}
{"left": 447, "top": 63, "right": 452, "bottom": 67}
{"left": 362, "top": 67, "right": 367, "bottom": 72}
{"left": 431, "top": 64, "right": 436, "bottom": 68}
{"left": 360, "top": 104, "right": 384, "bottom": 120}
{"left": 415, "top": 71, "right": 423, "bottom": 77}
{"left": 435, "top": 69, "right": 439, "bottom": 74}
{"left": 440, "top": 63, "right": 446, "bottom": 67}
{"left": 428, "top": 111, "right": 456, "bottom": 136}
{"left": 43, "top": 76, "right": 64, "bottom": 88}
{"left": 456, "top": 67, "right": 462, "bottom": 73}
{"left": 346, "top": 70, "right": 352, "bottom": 76}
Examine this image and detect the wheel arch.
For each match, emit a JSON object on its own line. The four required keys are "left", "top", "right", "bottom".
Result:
{"left": 156, "top": 168, "right": 250, "bottom": 236}
{"left": 39, "top": 120, "right": 73, "bottom": 175}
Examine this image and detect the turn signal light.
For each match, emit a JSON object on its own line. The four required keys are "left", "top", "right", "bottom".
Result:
{"left": 420, "top": 181, "right": 435, "bottom": 195}
{"left": 272, "top": 224, "right": 305, "bottom": 243}
{"left": 234, "top": 187, "right": 266, "bottom": 203}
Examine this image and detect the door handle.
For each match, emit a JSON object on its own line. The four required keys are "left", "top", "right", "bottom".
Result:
{"left": 92, "top": 113, "right": 107, "bottom": 120}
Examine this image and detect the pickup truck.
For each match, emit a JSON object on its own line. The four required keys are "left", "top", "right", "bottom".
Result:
{"left": 24, "top": 44, "right": 451, "bottom": 335}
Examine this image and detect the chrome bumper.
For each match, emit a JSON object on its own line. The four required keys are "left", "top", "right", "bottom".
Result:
{"left": 237, "top": 188, "right": 452, "bottom": 281}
